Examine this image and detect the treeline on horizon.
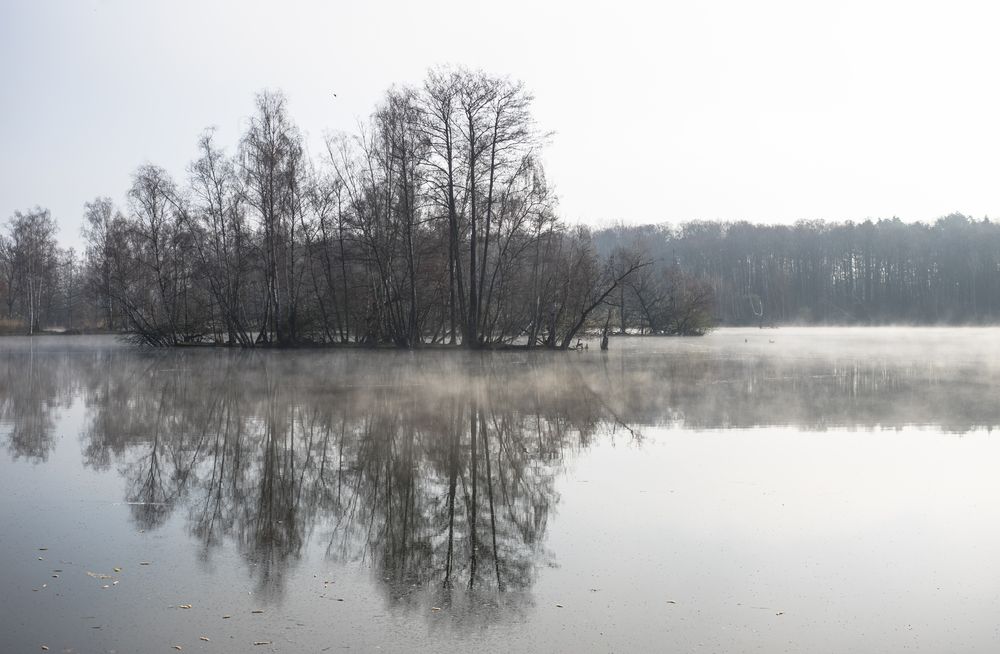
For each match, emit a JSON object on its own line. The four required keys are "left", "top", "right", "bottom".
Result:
{"left": 595, "top": 213, "right": 1000, "bottom": 326}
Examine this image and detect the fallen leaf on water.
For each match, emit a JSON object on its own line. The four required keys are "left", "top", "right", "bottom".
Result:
{"left": 39, "top": 548, "right": 48, "bottom": 551}
{"left": 38, "top": 557, "right": 44, "bottom": 561}
{"left": 431, "top": 607, "right": 441, "bottom": 612}
{"left": 199, "top": 637, "right": 210, "bottom": 642}
{"left": 173, "top": 646, "right": 182, "bottom": 651}
{"left": 222, "top": 615, "right": 231, "bottom": 619}
{"left": 52, "top": 575, "right": 59, "bottom": 579}
{"left": 253, "top": 642, "right": 271, "bottom": 646}
{"left": 41, "top": 646, "right": 49, "bottom": 651}
{"left": 251, "top": 609, "right": 264, "bottom": 614}
{"left": 179, "top": 604, "right": 193, "bottom": 609}
{"left": 666, "top": 600, "right": 677, "bottom": 604}
{"left": 113, "top": 567, "right": 122, "bottom": 573}
{"left": 555, "top": 604, "right": 564, "bottom": 608}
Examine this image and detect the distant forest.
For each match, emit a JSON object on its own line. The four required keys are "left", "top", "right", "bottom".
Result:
{"left": 1, "top": 70, "right": 997, "bottom": 345}
{"left": 596, "top": 214, "right": 1000, "bottom": 326}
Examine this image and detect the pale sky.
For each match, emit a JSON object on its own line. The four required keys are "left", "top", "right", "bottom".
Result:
{"left": 2, "top": 0, "right": 999, "bottom": 250}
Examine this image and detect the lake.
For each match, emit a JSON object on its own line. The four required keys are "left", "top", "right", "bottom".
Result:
{"left": 2, "top": 328, "right": 1000, "bottom": 653}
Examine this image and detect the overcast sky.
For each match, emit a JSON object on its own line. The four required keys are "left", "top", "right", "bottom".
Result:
{"left": 2, "top": 0, "right": 999, "bottom": 249}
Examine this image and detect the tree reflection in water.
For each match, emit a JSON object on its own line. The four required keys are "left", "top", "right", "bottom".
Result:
{"left": 4, "top": 336, "right": 1000, "bottom": 608}
{"left": 69, "top": 350, "right": 613, "bottom": 603}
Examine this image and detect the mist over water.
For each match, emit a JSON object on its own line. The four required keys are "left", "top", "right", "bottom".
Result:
{"left": 2, "top": 328, "right": 1000, "bottom": 652}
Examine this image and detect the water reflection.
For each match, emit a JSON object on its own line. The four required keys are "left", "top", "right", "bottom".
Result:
{"left": 2, "top": 332, "right": 999, "bottom": 605}
{"left": 64, "top": 348, "right": 610, "bottom": 602}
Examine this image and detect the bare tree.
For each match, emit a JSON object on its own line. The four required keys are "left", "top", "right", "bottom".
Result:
{"left": 421, "top": 68, "right": 468, "bottom": 345}
{"left": 240, "top": 90, "right": 305, "bottom": 345}
{"left": 82, "top": 197, "right": 122, "bottom": 330}
{"left": 189, "top": 130, "right": 255, "bottom": 346}
{"left": 6, "top": 208, "right": 59, "bottom": 334}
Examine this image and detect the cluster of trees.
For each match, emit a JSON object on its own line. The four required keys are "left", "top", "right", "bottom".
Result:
{"left": 0, "top": 209, "right": 84, "bottom": 334}
{"left": 597, "top": 214, "right": 1000, "bottom": 326}
{"left": 10, "top": 72, "right": 1000, "bottom": 338}
{"left": 604, "top": 253, "right": 715, "bottom": 336}
{"left": 76, "top": 68, "right": 658, "bottom": 348}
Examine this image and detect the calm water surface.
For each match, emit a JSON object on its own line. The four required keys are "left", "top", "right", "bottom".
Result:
{"left": 2, "top": 328, "right": 1000, "bottom": 653}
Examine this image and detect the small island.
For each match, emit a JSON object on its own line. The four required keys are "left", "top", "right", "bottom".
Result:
{"left": 2, "top": 68, "right": 713, "bottom": 349}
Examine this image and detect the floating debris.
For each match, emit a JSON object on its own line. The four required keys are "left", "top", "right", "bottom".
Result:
{"left": 251, "top": 609, "right": 264, "bottom": 614}
{"left": 38, "top": 548, "right": 48, "bottom": 551}
{"left": 666, "top": 600, "right": 677, "bottom": 604}
{"left": 113, "top": 567, "right": 122, "bottom": 573}
{"left": 199, "top": 637, "right": 210, "bottom": 642}
{"left": 140, "top": 562, "right": 151, "bottom": 566}
{"left": 776, "top": 611, "right": 784, "bottom": 616}
{"left": 41, "top": 647, "right": 49, "bottom": 651}
{"left": 555, "top": 604, "right": 564, "bottom": 608}
{"left": 431, "top": 607, "right": 441, "bottom": 612}
{"left": 178, "top": 604, "right": 193, "bottom": 609}
{"left": 173, "top": 647, "right": 183, "bottom": 651}
{"left": 253, "top": 642, "right": 271, "bottom": 646}
{"left": 223, "top": 615, "right": 231, "bottom": 619}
